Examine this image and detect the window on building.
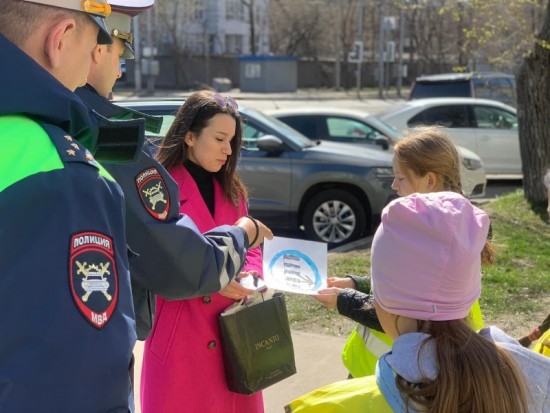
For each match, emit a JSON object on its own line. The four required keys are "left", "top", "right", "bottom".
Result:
{"left": 225, "top": 34, "right": 243, "bottom": 54}
{"left": 244, "top": 63, "right": 261, "bottom": 78}
{"left": 184, "top": 0, "right": 204, "bottom": 21}
{"left": 226, "top": 0, "right": 245, "bottom": 20}
{"left": 182, "top": 33, "right": 206, "bottom": 55}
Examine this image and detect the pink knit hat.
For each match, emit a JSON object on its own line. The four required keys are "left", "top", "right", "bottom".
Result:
{"left": 371, "top": 192, "right": 490, "bottom": 321}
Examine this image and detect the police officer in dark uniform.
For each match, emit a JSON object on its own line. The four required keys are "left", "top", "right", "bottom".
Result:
{"left": 76, "top": 0, "right": 273, "bottom": 340}
{"left": 0, "top": 1, "right": 138, "bottom": 412}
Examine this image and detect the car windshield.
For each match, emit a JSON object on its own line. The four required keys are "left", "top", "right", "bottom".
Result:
{"left": 242, "top": 108, "right": 315, "bottom": 148}
{"left": 364, "top": 115, "right": 403, "bottom": 140}
{"left": 376, "top": 104, "right": 414, "bottom": 120}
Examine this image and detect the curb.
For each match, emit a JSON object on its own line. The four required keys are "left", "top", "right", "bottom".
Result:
{"left": 329, "top": 236, "right": 373, "bottom": 253}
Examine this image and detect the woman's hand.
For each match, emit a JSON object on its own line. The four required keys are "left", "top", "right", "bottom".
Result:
{"left": 313, "top": 287, "right": 343, "bottom": 310}
{"left": 235, "top": 216, "right": 273, "bottom": 248}
{"left": 219, "top": 280, "right": 255, "bottom": 300}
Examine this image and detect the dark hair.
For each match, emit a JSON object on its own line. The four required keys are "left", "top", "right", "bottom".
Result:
{"left": 156, "top": 90, "right": 247, "bottom": 205}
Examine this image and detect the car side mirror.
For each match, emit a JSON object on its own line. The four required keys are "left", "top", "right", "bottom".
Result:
{"left": 256, "top": 135, "right": 284, "bottom": 153}
{"left": 375, "top": 136, "right": 390, "bottom": 151}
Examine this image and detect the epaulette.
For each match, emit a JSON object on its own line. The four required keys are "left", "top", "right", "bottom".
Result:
{"left": 57, "top": 133, "right": 100, "bottom": 167}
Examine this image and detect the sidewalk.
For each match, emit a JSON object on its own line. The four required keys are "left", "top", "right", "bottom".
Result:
{"left": 133, "top": 330, "right": 348, "bottom": 413}
{"left": 262, "top": 331, "right": 348, "bottom": 412}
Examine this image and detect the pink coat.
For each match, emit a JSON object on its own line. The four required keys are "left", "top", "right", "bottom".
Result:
{"left": 140, "top": 166, "right": 264, "bottom": 413}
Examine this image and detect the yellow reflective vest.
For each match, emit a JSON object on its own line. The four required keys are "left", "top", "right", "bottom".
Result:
{"left": 342, "top": 325, "right": 393, "bottom": 378}
{"left": 341, "top": 300, "right": 484, "bottom": 378}
{"left": 285, "top": 374, "right": 393, "bottom": 413}
{"left": 533, "top": 329, "right": 550, "bottom": 357}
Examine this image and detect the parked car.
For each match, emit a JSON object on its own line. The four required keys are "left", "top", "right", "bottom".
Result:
{"left": 409, "top": 72, "right": 517, "bottom": 107}
{"left": 266, "top": 107, "right": 486, "bottom": 198}
{"left": 117, "top": 100, "right": 397, "bottom": 248}
{"left": 377, "top": 98, "right": 521, "bottom": 178}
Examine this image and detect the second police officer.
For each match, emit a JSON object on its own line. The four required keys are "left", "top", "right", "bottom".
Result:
{"left": 75, "top": 0, "right": 273, "bottom": 340}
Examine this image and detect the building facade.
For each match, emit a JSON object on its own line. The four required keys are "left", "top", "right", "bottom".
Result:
{"left": 155, "top": 0, "right": 270, "bottom": 56}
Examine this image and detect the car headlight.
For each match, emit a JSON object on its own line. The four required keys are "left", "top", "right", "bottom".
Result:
{"left": 462, "top": 157, "right": 483, "bottom": 171}
{"left": 373, "top": 167, "right": 395, "bottom": 180}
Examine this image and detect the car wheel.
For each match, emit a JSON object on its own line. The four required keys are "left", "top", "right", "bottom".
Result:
{"left": 303, "top": 189, "right": 366, "bottom": 248}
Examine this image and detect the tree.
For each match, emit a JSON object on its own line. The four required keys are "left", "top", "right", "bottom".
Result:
{"left": 241, "top": 0, "right": 257, "bottom": 55}
{"left": 455, "top": 0, "right": 548, "bottom": 204}
{"left": 154, "top": 0, "right": 204, "bottom": 88}
{"left": 517, "top": 3, "right": 550, "bottom": 204}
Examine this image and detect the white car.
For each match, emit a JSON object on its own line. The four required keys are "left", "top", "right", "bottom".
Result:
{"left": 376, "top": 98, "right": 521, "bottom": 179}
{"left": 267, "top": 107, "right": 486, "bottom": 198}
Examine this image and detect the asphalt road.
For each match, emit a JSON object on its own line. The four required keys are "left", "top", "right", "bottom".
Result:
{"left": 482, "top": 179, "right": 523, "bottom": 201}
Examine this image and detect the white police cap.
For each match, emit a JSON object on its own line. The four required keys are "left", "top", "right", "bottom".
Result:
{"left": 22, "top": 0, "right": 112, "bottom": 44}
{"left": 107, "top": 0, "right": 154, "bottom": 59}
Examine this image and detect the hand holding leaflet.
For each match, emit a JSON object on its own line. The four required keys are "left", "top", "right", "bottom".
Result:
{"left": 262, "top": 237, "right": 327, "bottom": 295}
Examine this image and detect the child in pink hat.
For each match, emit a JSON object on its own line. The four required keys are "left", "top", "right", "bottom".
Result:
{"left": 314, "top": 127, "right": 491, "bottom": 379}
{"left": 368, "top": 191, "right": 548, "bottom": 413}
{"left": 287, "top": 191, "right": 550, "bottom": 413}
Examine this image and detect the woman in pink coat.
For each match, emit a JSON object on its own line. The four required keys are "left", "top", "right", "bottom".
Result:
{"left": 140, "top": 90, "right": 264, "bottom": 413}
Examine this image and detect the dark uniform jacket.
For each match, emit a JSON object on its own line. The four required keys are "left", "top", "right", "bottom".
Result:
{"left": 0, "top": 35, "right": 136, "bottom": 412}
{"left": 76, "top": 85, "right": 249, "bottom": 340}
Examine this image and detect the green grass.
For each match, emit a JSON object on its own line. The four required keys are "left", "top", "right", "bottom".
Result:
{"left": 479, "top": 190, "right": 550, "bottom": 319}
{"left": 285, "top": 190, "right": 550, "bottom": 337}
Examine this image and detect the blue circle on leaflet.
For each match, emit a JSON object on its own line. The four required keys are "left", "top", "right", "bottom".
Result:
{"left": 268, "top": 249, "right": 321, "bottom": 291}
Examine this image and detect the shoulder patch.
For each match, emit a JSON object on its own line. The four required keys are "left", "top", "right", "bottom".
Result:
{"left": 69, "top": 232, "right": 119, "bottom": 329}
{"left": 135, "top": 167, "right": 170, "bottom": 221}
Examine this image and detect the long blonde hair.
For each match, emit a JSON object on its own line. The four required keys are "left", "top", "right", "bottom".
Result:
{"left": 397, "top": 320, "right": 530, "bottom": 413}
{"left": 394, "top": 126, "right": 494, "bottom": 265}
{"left": 394, "top": 126, "right": 462, "bottom": 194}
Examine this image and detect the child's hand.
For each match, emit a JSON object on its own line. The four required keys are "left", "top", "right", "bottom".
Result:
{"left": 313, "top": 287, "right": 342, "bottom": 310}
{"left": 327, "top": 277, "right": 355, "bottom": 289}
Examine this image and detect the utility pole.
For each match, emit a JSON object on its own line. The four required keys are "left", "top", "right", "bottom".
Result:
{"left": 334, "top": 0, "right": 342, "bottom": 90}
{"left": 133, "top": 15, "right": 142, "bottom": 93}
{"left": 397, "top": 4, "right": 405, "bottom": 97}
{"left": 378, "top": 0, "right": 385, "bottom": 98}
{"left": 356, "top": 0, "right": 365, "bottom": 98}
{"left": 146, "top": 8, "right": 155, "bottom": 95}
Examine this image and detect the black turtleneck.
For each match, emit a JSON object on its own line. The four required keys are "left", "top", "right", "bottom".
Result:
{"left": 185, "top": 160, "right": 215, "bottom": 216}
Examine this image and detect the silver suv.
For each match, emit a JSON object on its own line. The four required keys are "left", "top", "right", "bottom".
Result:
{"left": 410, "top": 72, "right": 517, "bottom": 107}
{"left": 118, "top": 101, "right": 396, "bottom": 248}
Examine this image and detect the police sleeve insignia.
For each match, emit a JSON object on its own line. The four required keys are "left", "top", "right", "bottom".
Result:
{"left": 69, "top": 232, "right": 119, "bottom": 329}
{"left": 135, "top": 167, "right": 170, "bottom": 221}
